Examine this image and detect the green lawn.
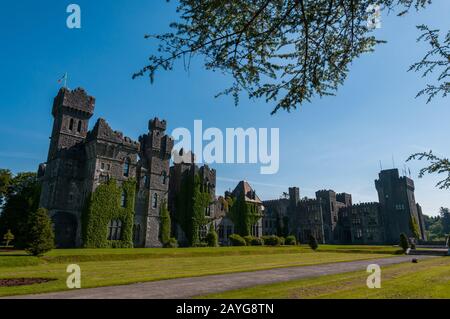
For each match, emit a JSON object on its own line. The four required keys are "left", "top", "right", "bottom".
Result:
{"left": 0, "top": 245, "right": 400, "bottom": 297}
{"left": 198, "top": 256, "right": 450, "bottom": 299}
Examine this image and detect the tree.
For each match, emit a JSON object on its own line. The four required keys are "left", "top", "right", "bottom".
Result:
{"left": 26, "top": 208, "right": 55, "bottom": 256}
{"left": 0, "top": 169, "right": 12, "bottom": 208}
{"left": 135, "top": 0, "right": 430, "bottom": 114}
{"left": 408, "top": 25, "right": 449, "bottom": 103}
{"left": 440, "top": 207, "right": 450, "bottom": 234}
{"left": 308, "top": 234, "right": 318, "bottom": 251}
{"left": 0, "top": 172, "right": 41, "bottom": 248}
{"left": 407, "top": 25, "right": 449, "bottom": 187}
{"left": 160, "top": 200, "right": 171, "bottom": 245}
{"left": 3, "top": 229, "right": 14, "bottom": 247}
{"left": 399, "top": 233, "right": 409, "bottom": 253}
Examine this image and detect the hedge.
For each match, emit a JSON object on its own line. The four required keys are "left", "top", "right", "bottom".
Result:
{"left": 229, "top": 234, "right": 247, "bottom": 246}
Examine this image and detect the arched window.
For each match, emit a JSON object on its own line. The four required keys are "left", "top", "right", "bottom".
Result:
{"left": 123, "top": 159, "right": 130, "bottom": 177}
{"left": 77, "top": 120, "right": 82, "bottom": 133}
{"left": 144, "top": 175, "right": 149, "bottom": 188}
{"left": 108, "top": 220, "right": 122, "bottom": 240}
{"left": 121, "top": 191, "right": 127, "bottom": 207}
{"left": 161, "top": 171, "right": 167, "bottom": 185}
{"left": 69, "top": 118, "right": 74, "bottom": 131}
{"left": 152, "top": 193, "right": 158, "bottom": 209}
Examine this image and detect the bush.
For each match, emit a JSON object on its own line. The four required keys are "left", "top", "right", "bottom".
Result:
{"left": 25, "top": 208, "right": 54, "bottom": 256}
{"left": 3, "top": 229, "right": 15, "bottom": 247}
{"left": 243, "top": 235, "right": 254, "bottom": 246}
{"left": 229, "top": 234, "right": 247, "bottom": 246}
{"left": 285, "top": 235, "right": 297, "bottom": 245}
{"left": 206, "top": 228, "right": 219, "bottom": 247}
{"left": 262, "top": 235, "right": 282, "bottom": 246}
{"left": 308, "top": 235, "right": 319, "bottom": 251}
{"left": 279, "top": 237, "right": 285, "bottom": 245}
{"left": 399, "top": 233, "right": 409, "bottom": 253}
{"left": 250, "top": 237, "right": 264, "bottom": 246}
{"left": 164, "top": 237, "right": 178, "bottom": 248}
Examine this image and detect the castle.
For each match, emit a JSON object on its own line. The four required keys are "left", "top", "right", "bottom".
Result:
{"left": 38, "top": 87, "right": 426, "bottom": 248}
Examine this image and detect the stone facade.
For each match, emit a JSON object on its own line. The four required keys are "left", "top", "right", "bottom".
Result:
{"left": 39, "top": 88, "right": 172, "bottom": 248}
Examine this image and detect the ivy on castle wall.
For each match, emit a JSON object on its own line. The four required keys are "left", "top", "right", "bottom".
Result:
{"left": 175, "top": 173, "right": 210, "bottom": 246}
{"left": 228, "top": 194, "right": 260, "bottom": 237}
{"left": 82, "top": 179, "right": 136, "bottom": 248}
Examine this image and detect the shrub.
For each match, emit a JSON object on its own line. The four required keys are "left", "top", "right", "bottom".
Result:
{"left": 262, "top": 235, "right": 282, "bottom": 246}
{"left": 285, "top": 235, "right": 297, "bottom": 245}
{"left": 243, "top": 235, "right": 254, "bottom": 246}
{"left": 250, "top": 237, "right": 264, "bottom": 246}
{"left": 206, "top": 228, "right": 219, "bottom": 247}
{"left": 399, "top": 233, "right": 409, "bottom": 253}
{"left": 308, "top": 235, "right": 319, "bottom": 251}
{"left": 25, "top": 208, "right": 54, "bottom": 256}
{"left": 229, "top": 234, "right": 246, "bottom": 246}
{"left": 279, "top": 237, "right": 285, "bottom": 245}
{"left": 164, "top": 237, "right": 178, "bottom": 248}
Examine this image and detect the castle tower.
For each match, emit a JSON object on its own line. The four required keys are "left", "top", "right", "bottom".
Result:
{"left": 47, "top": 88, "right": 95, "bottom": 160}
{"left": 138, "top": 118, "right": 174, "bottom": 247}
{"left": 375, "top": 168, "right": 424, "bottom": 243}
{"left": 288, "top": 187, "right": 300, "bottom": 206}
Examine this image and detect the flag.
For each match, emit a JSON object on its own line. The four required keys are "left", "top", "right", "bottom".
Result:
{"left": 57, "top": 73, "right": 68, "bottom": 87}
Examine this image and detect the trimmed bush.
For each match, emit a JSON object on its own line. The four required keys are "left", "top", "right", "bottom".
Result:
{"left": 243, "top": 235, "right": 254, "bottom": 246}
{"left": 164, "top": 237, "right": 178, "bottom": 248}
{"left": 206, "top": 228, "right": 219, "bottom": 247}
{"left": 285, "top": 235, "right": 297, "bottom": 245}
{"left": 262, "top": 235, "right": 282, "bottom": 246}
{"left": 279, "top": 237, "right": 285, "bottom": 245}
{"left": 250, "top": 237, "right": 264, "bottom": 246}
{"left": 308, "top": 235, "right": 319, "bottom": 251}
{"left": 3, "top": 229, "right": 15, "bottom": 247}
{"left": 229, "top": 234, "right": 247, "bottom": 246}
{"left": 26, "top": 208, "right": 54, "bottom": 256}
{"left": 400, "top": 233, "right": 409, "bottom": 253}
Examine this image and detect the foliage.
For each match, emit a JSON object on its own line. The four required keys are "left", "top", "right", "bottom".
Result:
{"left": 135, "top": 0, "right": 430, "bottom": 114}
{"left": 160, "top": 200, "right": 171, "bottom": 245}
{"left": 423, "top": 210, "right": 450, "bottom": 241}
{"left": 0, "top": 169, "right": 12, "bottom": 207}
{"left": 0, "top": 172, "right": 41, "bottom": 248}
{"left": 250, "top": 237, "right": 264, "bottom": 246}
{"left": 25, "top": 208, "right": 54, "bottom": 256}
{"left": 308, "top": 234, "right": 319, "bottom": 251}
{"left": 164, "top": 237, "right": 179, "bottom": 248}
{"left": 262, "top": 235, "right": 283, "bottom": 246}
{"left": 408, "top": 25, "right": 449, "bottom": 103}
{"left": 243, "top": 235, "right": 254, "bottom": 246}
{"left": 3, "top": 229, "right": 14, "bottom": 247}
{"left": 206, "top": 227, "right": 219, "bottom": 247}
{"left": 407, "top": 151, "right": 450, "bottom": 190}
{"left": 285, "top": 235, "right": 297, "bottom": 245}
{"left": 399, "top": 233, "right": 409, "bottom": 252}
{"left": 228, "top": 194, "right": 260, "bottom": 237}
{"left": 229, "top": 234, "right": 247, "bottom": 246}
{"left": 82, "top": 179, "right": 135, "bottom": 248}
{"left": 174, "top": 173, "right": 210, "bottom": 246}
{"left": 409, "top": 216, "right": 421, "bottom": 239}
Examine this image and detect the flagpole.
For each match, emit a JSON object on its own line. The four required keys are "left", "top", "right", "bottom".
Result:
{"left": 64, "top": 72, "right": 68, "bottom": 89}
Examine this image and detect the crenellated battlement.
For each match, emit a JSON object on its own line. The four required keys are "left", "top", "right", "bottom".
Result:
{"left": 52, "top": 87, "right": 95, "bottom": 117}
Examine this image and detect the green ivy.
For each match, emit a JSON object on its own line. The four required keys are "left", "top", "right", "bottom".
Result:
{"left": 228, "top": 194, "right": 260, "bottom": 237}
{"left": 174, "top": 173, "right": 210, "bottom": 246}
{"left": 160, "top": 200, "right": 171, "bottom": 245}
{"left": 82, "top": 179, "right": 135, "bottom": 248}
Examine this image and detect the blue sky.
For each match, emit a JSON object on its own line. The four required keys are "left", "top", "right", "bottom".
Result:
{"left": 0, "top": 1, "right": 449, "bottom": 216}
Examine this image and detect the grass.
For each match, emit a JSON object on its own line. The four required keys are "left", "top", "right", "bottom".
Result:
{"left": 0, "top": 245, "right": 401, "bottom": 297}
{"left": 198, "top": 256, "right": 450, "bottom": 299}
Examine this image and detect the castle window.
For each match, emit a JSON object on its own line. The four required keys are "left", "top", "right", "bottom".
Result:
{"left": 77, "top": 120, "right": 82, "bottom": 133}
{"left": 133, "top": 224, "right": 141, "bottom": 243}
{"left": 108, "top": 220, "right": 122, "bottom": 240}
{"left": 69, "top": 118, "right": 74, "bottom": 131}
{"left": 123, "top": 159, "right": 130, "bottom": 177}
{"left": 121, "top": 191, "right": 127, "bottom": 207}
{"left": 161, "top": 171, "right": 167, "bottom": 185}
{"left": 101, "top": 162, "right": 105, "bottom": 170}
{"left": 144, "top": 175, "right": 150, "bottom": 188}
{"left": 152, "top": 193, "right": 158, "bottom": 209}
